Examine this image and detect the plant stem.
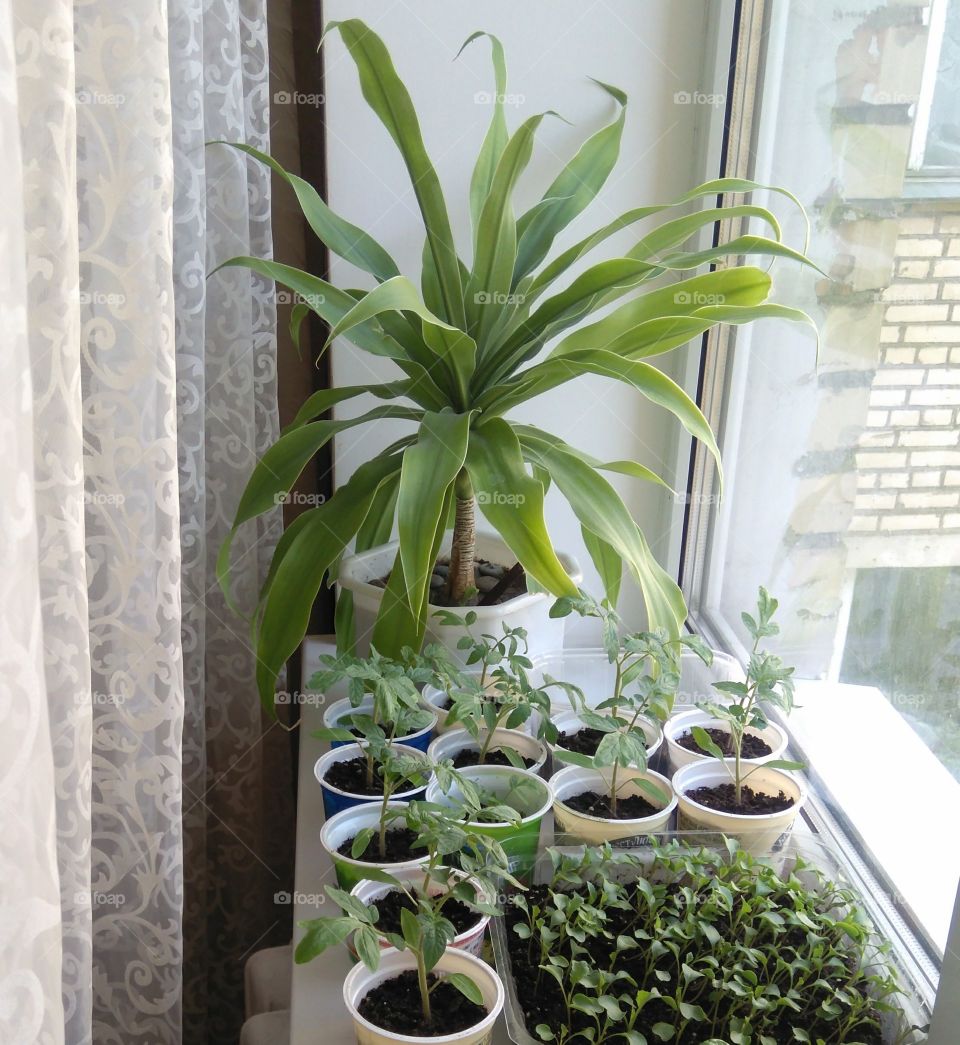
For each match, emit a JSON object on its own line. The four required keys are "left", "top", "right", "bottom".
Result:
{"left": 446, "top": 469, "right": 476, "bottom": 604}
{"left": 417, "top": 950, "right": 431, "bottom": 1022}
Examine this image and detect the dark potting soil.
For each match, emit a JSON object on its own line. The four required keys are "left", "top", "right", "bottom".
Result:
{"left": 323, "top": 756, "right": 399, "bottom": 797}
{"left": 337, "top": 827, "right": 424, "bottom": 863}
{"left": 374, "top": 557, "right": 527, "bottom": 607}
{"left": 558, "top": 725, "right": 636, "bottom": 757}
{"left": 504, "top": 884, "right": 884, "bottom": 1045}
{"left": 685, "top": 782, "right": 795, "bottom": 815}
{"left": 357, "top": 970, "right": 487, "bottom": 1037}
{"left": 368, "top": 887, "right": 480, "bottom": 937}
{"left": 676, "top": 726, "right": 773, "bottom": 759}
{"left": 451, "top": 746, "right": 536, "bottom": 770}
{"left": 561, "top": 789, "right": 659, "bottom": 820}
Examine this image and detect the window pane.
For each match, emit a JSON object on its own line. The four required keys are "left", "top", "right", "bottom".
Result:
{"left": 924, "top": 0, "right": 960, "bottom": 167}
{"left": 694, "top": 0, "right": 960, "bottom": 952}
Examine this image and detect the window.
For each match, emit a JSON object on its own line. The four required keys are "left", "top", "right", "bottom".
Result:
{"left": 679, "top": 0, "right": 960, "bottom": 974}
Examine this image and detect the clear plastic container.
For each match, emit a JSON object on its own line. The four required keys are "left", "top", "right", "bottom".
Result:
{"left": 528, "top": 647, "right": 745, "bottom": 709}
{"left": 489, "top": 833, "right": 931, "bottom": 1045}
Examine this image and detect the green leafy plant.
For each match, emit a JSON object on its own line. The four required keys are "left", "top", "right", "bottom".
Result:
{"left": 551, "top": 592, "right": 711, "bottom": 816}
{"left": 428, "top": 617, "right": 582, "bottom": 762}
{"left": 690, "top": 587, "right": 804, "bottom": 804}
{"left": 504, "top": 840, "right": 920, "bottom": 1045}
{"left": 296, "top": 804, "right": 519, "bottom": 1022}
{"left": 214, "top": 19, "right": 819, "bottom": 708}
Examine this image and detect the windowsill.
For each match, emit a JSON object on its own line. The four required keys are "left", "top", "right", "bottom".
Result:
{"left": 788, "top": 678, "right": 960, "bottom": 954}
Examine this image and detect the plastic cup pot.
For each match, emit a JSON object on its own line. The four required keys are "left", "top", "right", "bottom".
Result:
{"left": 664, "top": 708, "right": 788, "bottom": 776}
{"left": 323, "top": 696, "right": 437, "bottom": 753}
{"left": 550, "top": 765, "right": 678, "bottom": 846}
{"left": 314, "top": 743, "right": 428, "bottom": 820}
{"left": 342, "top": 945, "right": 504, "bottom": 1045}
{"left": 349, "top": 867, "right": 491, "bottom": 960}
{"left": 425, "top": 765, "right": 552, "bottom": 882}
{"left": 550, "top": 710, "right": 664, "bottom": 772}
{"left": 673, "top": 760, "right": 807, "bottom": 856}
{"left": 427, "top": 728, "right": 549, "bottom": 778}
{"left": 320, "top": 802, "right": 428, "bottom": 892}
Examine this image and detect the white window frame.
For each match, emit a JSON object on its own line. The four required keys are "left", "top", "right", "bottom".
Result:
{"left": 672, "top": 0, "right": 959, "bottom": 1034}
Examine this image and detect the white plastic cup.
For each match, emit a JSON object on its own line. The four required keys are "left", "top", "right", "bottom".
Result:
{"left": 350, "top": 867, "right": 490, "bottom": 958}
{"left": 673, "top": 760, "right": 806, "bottom": 855}
{"left": 664, "top": 709, "right": 788, "bottom": 776}
{"left": 323, "top": 696, "right": 437, "bottom": 753}
{"left": 550, "top": 765, "right": 677, "bottom": 846}
{"left": 320, "top": 802, "right": 429, "bottom": 892}
{"left": 428, "top": 728, "right": 548, "bottom": 777}
{"left": 342, "top": 946, "right": 505, "bottom": 1045}
{"left": 550, "top": 710, "right": 664, "bottom": 770}
{"left": 315, "top": 743, "right": 428, "bottom": 819}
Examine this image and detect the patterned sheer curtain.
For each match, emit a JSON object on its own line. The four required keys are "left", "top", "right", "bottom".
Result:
{"left": 0, "top": 1, "right": 294, "bottom": 1043}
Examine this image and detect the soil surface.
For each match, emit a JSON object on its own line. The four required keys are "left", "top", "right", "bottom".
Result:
{"left": 337, "top": 827, "right": 424, "bottom": 863}
{"left": 558, "top": 725, "right": 638, "bottom": 757}
{"left": 357, "top": 970, "right": 487, "bottom": 1036}
{"left": 676, "top": 726, "right": 773, "bottom": 759}
{"left": 561, "top": 789, "right": 660, "bottom": 820}
{"left": 375, "top": 556, "right": 527, "bottom": 607}
{"left": 504, "top": 883, "right": 884, "bottom": 1044}
{"left": 368, "top": 887, "right": 479, "bottom": 937}
{"left": 451, "top": 746, "right": 536, "bottom": 770}
{"left": 684, "top": 782, "right": 795, "bottom": 815}
{"left": 324, "top": 756, "right": 419, "bottom": 797}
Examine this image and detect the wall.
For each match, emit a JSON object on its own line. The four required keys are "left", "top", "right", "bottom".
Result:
{"left": 320, "top": 0, "right": 717, "bottom": 637}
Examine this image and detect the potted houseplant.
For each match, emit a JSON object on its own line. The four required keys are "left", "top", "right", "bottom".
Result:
{"left": 311, "top": 647, "right": 437, "bottom": 753}
{"left": 213, "top": 19, "right": 818, "bottom": 708}
{"left": 499, "top": 840, "right": 922, "bottom": 1045}
{"left": 425, "top": 764, "right": 552, "bottom": 881}
{"left": 673, "top": 588, "right": 807, "bottom": 853}
{"left": 313, "top": 737, "right": 431, "bottom": 820}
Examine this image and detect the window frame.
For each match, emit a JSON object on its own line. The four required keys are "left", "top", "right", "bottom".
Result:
{"left": 673, "top": 0, "right": 955, "bottom": 1028}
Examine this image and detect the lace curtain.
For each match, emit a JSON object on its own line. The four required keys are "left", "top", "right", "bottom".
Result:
{"left": 0, "top": 0, "right": 294, "bottom": 1042}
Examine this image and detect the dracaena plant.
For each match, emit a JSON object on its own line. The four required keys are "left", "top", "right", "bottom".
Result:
{"left": 691, "top": 587, "right": 805, "bottom": 803}
{"left": 213, "top": 19, "right": 819, "bottom": 708}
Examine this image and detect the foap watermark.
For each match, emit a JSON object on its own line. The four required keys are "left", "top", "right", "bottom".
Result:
{"left": 77, "top": 88, "right": 126, "bottom": 107}
{"left": 84, "top": 490, "right": 125, "bottom": 507}
{"left": 476, "top": 490, "right": 525, "bottom": 507}
{"left": 276, "top": 290, "right": 326, "bottom": 308}
{"left": 274, "top": 890, "right": 326, "bottom": 906}
{"left": 75, "top": 890, "right": 126, "bottom": 908}
{"left": 673, "top": 90, "right": 725, "bottom": 108}
{"left": 77, "top": 691, "right": 127, "bottom": 708}
{"left": 674, "top": 291, "right": 725, "bottom": 307}
{"left": 474, "top": 90, "right": 525, "bottom": 107}
{"left": 673, "top": 492, "right": 720, "bottom": 507}
{"left": 274, "top": 90, "right": 325, "bottom": 107}
{"left": 78, "top": 290, "right": 127, "bottom": 309}
{"left": 474, "top": 290, "right": 525, "bottom": 306}
{"left": 273, "top": 491, "right": 327, "bottom": 507}
{"left": 274, "top": 690, "right": 325, "bottom": 709}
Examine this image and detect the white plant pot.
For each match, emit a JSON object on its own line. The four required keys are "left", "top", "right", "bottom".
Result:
{"left": 343, "top": 946, "right": 504, "bottom": 1045}
{"left": 338, "top": 532, "right": 582, "bottom": 661}
{"left": 550, "top": 765, "right": 677, "bottom": 845}
{"left": 314, "top": 743, "right": 428, "bottom": 820}
{"left": 550, "top": 710, "right": 664, "bottom": 772}
{"left": 664, "top": 709, "right": 789, "bottom": 776}
{"left": 350, "top": 867, "right": 490, "bottom": 958}
{"left": 428, "top": 728, "right": 549, "bottom": 777}
{"left": 320, "top": 802, "right": 429, "bottom": 892}
{"left": 673, "top": 761, "right": 806, "bottom": 855}
{"left": 323, "top": 696, "right": 438, "bottom": 754}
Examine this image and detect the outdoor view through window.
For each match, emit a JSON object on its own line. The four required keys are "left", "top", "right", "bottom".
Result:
{"left": 692, "top": 0, "right": 960, "bottom": 952}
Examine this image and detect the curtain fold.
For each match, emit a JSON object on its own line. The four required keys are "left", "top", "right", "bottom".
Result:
{"left": 0, "top": 1, "right": 293, "bottom": 1042}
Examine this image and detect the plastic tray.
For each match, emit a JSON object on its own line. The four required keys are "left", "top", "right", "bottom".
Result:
{"left": 488, "top": 832, "right": 931, "bottom": 1045}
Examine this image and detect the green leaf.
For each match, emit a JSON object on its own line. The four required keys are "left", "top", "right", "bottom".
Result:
{"left": 513, "top": 80, "right": 627, "bottom": 281}
{"left": 397, "top": 411, "right": 472, "bottom": 611}
{"left": 466, "top": 112, "right": 554, "bottom": 347}
{"left": 465, "top": 419, "right": 577, "bottom": 598}
{"left": 213, "top": 141, "right": 400, "bottom": 281}
{"left": 691, "top": 725, "right": 726, "bottom": 760}
{"left": 581, "top": 527, "right": 623, "bottom": 607}
{"left": 295, "top": 917, "right": 356, "bottom": 964}
{"left": 445, "top": 971, "right": 484, "bottom": 1006}
{"left": 353, "top": 925, "right": 382, "bottom": 970}
{"left": 326, "top": 19, "right": 465, "bottom": 326}
{"left": 287, "top": 382, "right": 412, "bottom": 430}
{"left": 458, "top": 32, "right": 509, "bottom": 244}
{"left": 253, "top": 455, "right": 402, "bottom": 711}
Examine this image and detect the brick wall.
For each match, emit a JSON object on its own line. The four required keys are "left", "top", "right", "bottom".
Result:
{"left": 852, "top": 205, "right": 960, "bottom": 535}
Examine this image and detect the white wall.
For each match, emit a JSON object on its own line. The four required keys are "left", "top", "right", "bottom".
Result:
{"left": 322, "top": 0, "right": 717, "bottom": 638}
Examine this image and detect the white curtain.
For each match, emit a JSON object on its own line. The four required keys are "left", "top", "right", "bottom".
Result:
{"left": 0, "top": 1, "right": 293, "bottom": 1043}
